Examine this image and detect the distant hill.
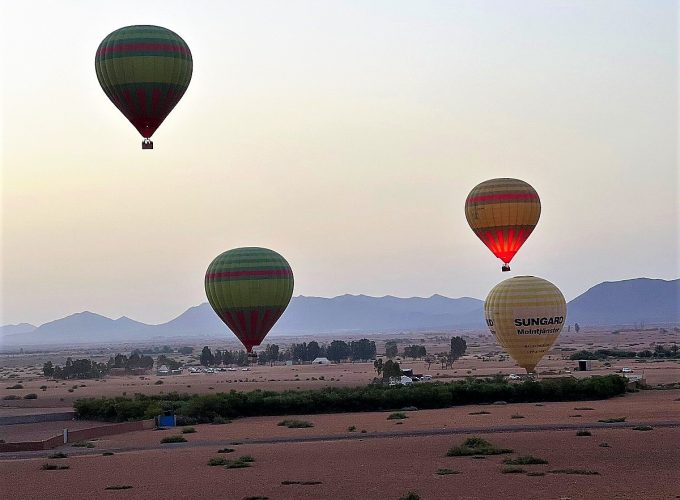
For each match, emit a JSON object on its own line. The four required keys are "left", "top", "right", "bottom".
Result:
{"left": 567, "top": 278, "right": 679, "bottom": 326}
{"left": 1, "top": 278, "right": 677, "bottom": 346}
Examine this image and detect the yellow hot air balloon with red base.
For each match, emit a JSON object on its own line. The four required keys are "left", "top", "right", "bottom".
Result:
{"left": 484, "top": 276, "right": 566, "bottom": 374}
{"left": 465, "top": 178, "right": 540, "bottom": 272}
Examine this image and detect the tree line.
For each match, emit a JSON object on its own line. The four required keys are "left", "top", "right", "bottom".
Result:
{"left": 569, "top": 344, "right": 679, "bottom": 361}
{"left": 43, "top": 350, "right": 184, "bottom": 379}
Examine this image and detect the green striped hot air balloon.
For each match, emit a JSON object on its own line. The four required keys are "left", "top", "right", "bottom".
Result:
{"left": 95, "top": 25, "right": 193, "bottom": 149}
{"left": 205, "top": 248, "right": 294, "bottom": 356}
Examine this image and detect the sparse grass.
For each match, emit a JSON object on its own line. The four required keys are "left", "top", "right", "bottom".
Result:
{"left": 347, "top": 425, "right": 357, "bottom": 432}
{"left": 208, "top": 457, "right": 229, "bottom": 466}
{"left": 549, "top": 468, "right": 600, "bottom": 475}
{"left": 599, "top": 417, "right": 626, "bottom": 423}
{"left": 510, "top": 414, "right": 524, "bottom": 419}
{"left": 469, "top": 411, "right": 491, "bottom": 415}
{"left": 632, "top": 425, "right": 653, "bottom": 431}
{"left": 105, "top": 485, "right": 132, "bottom": 490}
{"left": 160, "top": 435, "right": 187, "bottom": 444}
{"left": 218, "top": 448, "right": 235, "bottom": 453}
{"left": 47, "top": 452, "right": 68, "bottom": 459}
{"left": 502, "top": 466, "right": 526, "bottom": 474}
{"left": 181, "top": 426, "right": 196, "bottom": 434}
{"left": 503, "top": 455, "right": 548, "bottom": 465}
{"left": 447, "top": 436, "right": 513, "bottom": 456}
{"left": 281, "top": 480, "right": 323, "bottom": 485}
{"left": 436, "top": 468, "right": 460, "bottom": 475}
{"left": 576, "top": 430, "right": 592, "bottom": 436}
{"left": 387, "top": 412, "right": 408, "bottom": 420}
{"left": 278, "top": 419, "right": 314, "bottom": 428}
{"left": 41, "top": 463, "right": 69, "bottom": 470}
{"left": 71, "top": 441, "right": 95, "bottom": 448}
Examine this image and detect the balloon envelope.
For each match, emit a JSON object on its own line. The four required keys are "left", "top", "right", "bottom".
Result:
{"left": 484, "top": 276, "right": 566, "bottom": 373}
{"left": 465, "top": 178, "right": 540, "bottom": 270}
{"left": 95, "top": 25, "right": 193, "bottom": 141}
{"left": 205, "top": 247, "right": 294, "bottom": 353}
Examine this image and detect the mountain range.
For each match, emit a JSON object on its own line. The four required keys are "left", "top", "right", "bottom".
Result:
{"left": 1, "top": 278, "right": 677, "bottom": 346}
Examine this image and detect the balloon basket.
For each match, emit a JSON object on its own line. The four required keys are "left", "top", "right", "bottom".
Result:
{"left": 501, "top": 264, "right": 511, "bottom": 272}
{"left": 142, "top": 139, "right": 153, "bottom": 150}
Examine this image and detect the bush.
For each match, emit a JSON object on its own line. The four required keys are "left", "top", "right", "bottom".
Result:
{"left": 217, "top": 448, "right": 235, "bottom": 453}
{"left": 211, "top": 416, "right": 231, "bottom": 425}
{"left": 549, "top": 468, "right": 599, "bottom": 475}
{"left": 526, "top": 471, "right": 545, "bottom": 476}
{"left": 502, "top": 466, "right": 526, "bottom": 474}
{"left": 6, "top": 384, "right": 23, "bottom": 389}
{"left": 503, "top": 455, "right": 548, "bottom": 465}
{"left": 347, "top": 425, "right": 357, "bottom": 432}
{"left": 399, "top": 493, "right": 420, "bottom": 500}
{"left": 155, "top": 380, "right": 164, "bottom": 385}
{"left": 278, "top": 419, "right": 314, "bottom": 428}
{"left": 71, "top": 441, "right": 95, "bottom": 448}
{"left": 181, "top": 427, "right": 196, "bottom": 434}
{"left": 387, "top": 412, "right": 407, "bottom": 420}
{"left": 225, "top": 456, "right": 255, "bottom": 469}
{"left": 435, "top": 468, "right": 459, "bottom": 475}
{"left": 3, "top": 395, "right": 20, "bottom": 400}
{"left": 41, "top": 463, "right": 69, "bottom": 470}
{"left": 632, "top": 425, "right": 653, "bottom": 431}
{"left": 105, "top": 486, "right": 132, "bottom": 490}
{"left": 208, "top": 457, "right": 229, "bottom": 466}
{"left": 160, "top": 435, "right": 187, "bottom": 444}
{"left": 469, "top": 411, "right": 491, "bottom": 415}
{"left": 40, "top": 385, "right": 48, "bottom": 391}
{"left": 599, "top": 417, "right": 626, "bottom": 423}
{"left": 447, "top": 437, "right": 513, "bottom": 456}
{"left": 73, "top": 375, "right": 628, "bottom": 422}
{"left": 103, "top": 452, "right": 115, "bottom": 456}
{"left": 576, "top": 430, "right": 591, "bottom": 436}
{"left": 510, "top": 414, "right": 524, "bottom": 419}
{"left": 24, "top": 393, "right": 38, "bottom": 400}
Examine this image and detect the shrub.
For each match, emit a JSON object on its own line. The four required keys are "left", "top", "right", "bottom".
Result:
{"left": 526, "top": 471, "right": 545, "bottom": 476}
{"left": 208, "top": 457, "right": 229, "bottom": 466}
{"left": 24, "top": 393, "right": 38, "bottom": 400}
{"left": 41, "top": 463, "right": 69, "bottom": 470}
{"left": 510, "top": 414, "right": 524, "bottom": 419}
{"left": 435, "top": 468, "right": 459, "bottom": 475}
{"left": 549, "top": 469, "right": 599, "bottom": 475}
{"left": 502, "top": 466, "right": 526, "bottom": 474}
{"left": 399, "top": 492, "right": 420, "bottom": 500}
{"left": 160, "top": 435, "right": 187, "bottom": 444}
{"left": 155, "top": 380, "right": 164, "bottom": 385}
{"left": 40, "top": 385, "right": 48, "bottom": 391}
{"left": 3, "top": 395, "right": 20, "bottom": 400}
{"left": 225, "top": 456, "right": 254, "bottom": 469}
{"left": 181, "top": 427, "right": 196, "bottom": 434}
{"left": 71, "top": 441, "right": 95, "bottom": 448}
{"left": 599, "top": 417, "right": 626, "bottom": 423}
{"left": 576, "top": 430, "right": 591, "bottom": 436}
{"left": 103, "top": 452, "right": 115, "bottom": 456}
{"left": 105, "top": 486, "right": 132, "bottom": 490}
{"left": 632, "top": 425, "right": 653, "bottom": 431}
{"left": 6, "top": 384, "right": 23, "bottom": 389}
{"left": 48, "top": 452, "right": 68, "bottom": 459}
{"left": 347, "top": 425, "right": 357, "bottom": 432}
{"left": 469, "top": 411, "right": 491, "bottom": 415}
{"left": 217, "top": 448, "right": 235, "bottom": 453}
{"left": 447, "top": 437, "right": 513, "bottom": 456}
{"left": 387, "top": 412, "right": 407, "bottom": 420}
{"left": 211, "top": 416, "right": 231, "bottom": 425}
{"left": 574, "top": 407, "right": 595, "bottom": 410}
{"left": 278, "top": 419, "right": 314, "bottom": 428}
{"left": 598, "top": 442, "right": 610, "bottom": 448}
{"left": 503, "top": 455, "right": 548, "bottom": 465}
{"left": 281, "top": 480, "right": 322, "bottom": 485}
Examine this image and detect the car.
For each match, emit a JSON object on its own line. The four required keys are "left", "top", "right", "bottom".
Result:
{"left": 241, "top": 368, "right": 250, "bottom": 371}
{"left": 508, "top": 374, "right": 521, "bottom": 380}
{"left": 621, "top": 367, "right": 633, "bottom": 373}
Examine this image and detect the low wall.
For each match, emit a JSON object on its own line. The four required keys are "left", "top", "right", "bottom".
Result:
{"left": 0, "top": 419, "right": 154, "bottom": 453}
{"left": 0, "top": 412, "right": 76, "bottom": 425}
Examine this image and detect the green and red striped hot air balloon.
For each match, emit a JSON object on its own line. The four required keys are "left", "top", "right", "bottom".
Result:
{"left": 205, "top": 248, "right": 294, "bottom": 357}
{"left": 95, "top": 25, "right": 193, "bottom": 149}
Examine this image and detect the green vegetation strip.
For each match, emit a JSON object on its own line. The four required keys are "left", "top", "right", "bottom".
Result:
{"left": 74, "top": 375, "right": 627, "bottom": 422}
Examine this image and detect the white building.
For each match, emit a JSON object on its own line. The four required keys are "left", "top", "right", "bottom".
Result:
{"left": 312, "top": 357, "right": 331, "bottom": 365}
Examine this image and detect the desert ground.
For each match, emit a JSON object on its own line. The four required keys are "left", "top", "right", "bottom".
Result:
{"left": 1, "top": 328, "right": 679, "bottom": 499}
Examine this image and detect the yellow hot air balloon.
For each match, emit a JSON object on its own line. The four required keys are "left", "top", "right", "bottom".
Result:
{"left": 484, "top": 276, "right": 566, "bottom": 373}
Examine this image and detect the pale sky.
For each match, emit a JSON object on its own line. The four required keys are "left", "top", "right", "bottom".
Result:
{"left": 1, "top": 0, "right": 678, "bottom": 327}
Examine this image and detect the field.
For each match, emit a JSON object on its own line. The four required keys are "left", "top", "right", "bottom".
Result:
{"left": 1, "top": 328, "right": 679, "bottom": 499}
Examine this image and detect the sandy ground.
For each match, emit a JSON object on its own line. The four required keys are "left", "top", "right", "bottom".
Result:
{"left": 1, "top": 427, "right": 679, "bottom": 499}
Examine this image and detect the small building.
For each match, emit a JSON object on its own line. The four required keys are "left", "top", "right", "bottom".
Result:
{"left": 312, "top": 357, "right": 331, "bottom": 365}
{"left": 577, "top": 360, "right": 592, "bottom": 371}
{"left": 156, "top": 365, "right": 170, "bottom": 376}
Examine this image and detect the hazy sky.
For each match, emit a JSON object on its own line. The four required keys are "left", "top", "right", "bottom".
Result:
{"left": 1, "top": 0, "right": 678, "bottom": 327}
